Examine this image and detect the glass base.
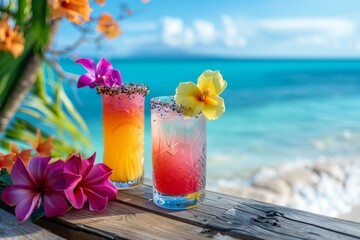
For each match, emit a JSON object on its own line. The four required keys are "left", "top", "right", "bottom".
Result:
{"left": 153, "top": 188, "right": 205, "bottom": 210}
{"left": 111, "top": 175, "right": 144, "bottom": 190}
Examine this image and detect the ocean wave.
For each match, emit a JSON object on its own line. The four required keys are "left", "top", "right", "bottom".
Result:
{"left": 208, "top": 156, "right": 360, "bottom": 220}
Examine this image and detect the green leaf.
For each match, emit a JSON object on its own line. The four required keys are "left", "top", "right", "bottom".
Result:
{"left": 0, "top": 31, "right": 37, "bottom": 114}
{"left": 61, "top": 87, "right": 89, "bottom": 132}
{"left": 16, "top": 0, "right": 28, "bottom": 31}
{"left": 30, "top": 205, "right": 45, "bottom": 222}
{"left": 31, "top": 0, "right": 51, "bottom": 47}
{"left": 0, "top": 173, "right": 13, "bottom": 185}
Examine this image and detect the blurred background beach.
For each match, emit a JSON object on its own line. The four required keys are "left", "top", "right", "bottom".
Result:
{"left": 32, "top": 0, "right": 360, "bottom": 221}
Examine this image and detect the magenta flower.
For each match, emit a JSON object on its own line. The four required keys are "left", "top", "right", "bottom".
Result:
{"left": 64, "top": 153, "right": 117, "bottom": 211}
{"left": 1, "top": 156, "right": 80, "bottom": 222}
{"left": 75, "top": 58, "right": 122, "bottom": 88}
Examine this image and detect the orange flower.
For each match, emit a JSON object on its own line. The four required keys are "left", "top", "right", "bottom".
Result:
{"left": 97, "top": 13, "right": 122, "bottom": 39}
{"left": 9, "top": 142, "right": 32, "bottom": 164}
{"left": 0, "top": 142, "right": 32, "bottom": 172}
{"left": 94, "top": 0, "right": 106, "bottom": 6}
{"left": 49, "top": 0, "right": 92, "bottom": 24}
{"left": 27, "top": 129, "right": 55, "bottom": 156}
{"left": 141, "top": 0, "right": 150, "bottom": 3}
{"left": 0, "top": 152, "right": 16, "bottom": 172}
{"left": 0, "top": 19, "right": 24, "bottom": 58}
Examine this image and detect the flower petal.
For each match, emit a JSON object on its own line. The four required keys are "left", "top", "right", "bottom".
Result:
{"left": 18, "top": 149, "right": 32, "bottom": 164}
{"left": 197, "top": 70, "right": 227, "bottom": 95}
{"left": 86, "top": 181, "right": 117, "bottom": 201}
{"left": 9, "top": 142, "right": 20, "bottom": 154}
{"left": 11, "top": 157, "right": 36, "bottom": 187}
{"left": 75, "top": 58, "right": 96, "bottom": 76}
{"left": 46, "top": 159, "right": 81, "bottom": 190}
{"left": 65, "top": 187, "right": 87, "bottom": 209}
{"left": 202, "top": 95, "right": 225, "bottom": 120}
{"left": 64, "top": 154, "right": 83, "bottom": 175}
{"left": 96, "top": 58, "right": 113, "bottom": 76}
{"left": 83, "top": 163, "right": 112, "bottom": 186}
{"left": 176, "top": 81, "right": 201, "bottom": 100}
{"left": 85, "top": 152, "right": 96, "bottom": 165}
{"left": 43, "top": 191, "right": 69, "bottom": 217}
{"left": 2, "top": 186, "right": 41, "bottom": 222}
{"left": 46, "top": 172, "right": 81, "bottom": 191}
{"left": 78, "top": 73, "right": 95, "bottom": 88}
{"left": 83, "top": 188, "right": 108, "bottom": 211}
{"left": 64, "top": 153, "right": 93, "bottom": 177}
{"left": 108, "top": 69, "right": 122, "bottom": 86}
{"left": 175, "top": 82, "right": 204, "bottom": 117}
{"left": 45, "top": 159, "right": 64, "bottom": 178}
{"left": 27, "top": 156, "right": 51, "bottom": 184}
{"left": 0, "top": 153, "right": 15, "bottom": 171}
{"left": 15, "top": 193, "right": 41, "bottom": 222}
{"left": 1, "top": 186, "right": 35, "bottom": 206}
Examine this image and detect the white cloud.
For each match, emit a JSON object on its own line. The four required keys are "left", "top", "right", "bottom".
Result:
{"left": 258, "top": 18, "right": 356, "bottom": 48}
{"left": 193, "top": 20, "right": 216, "bottom": 44}
{"left": 162, "top": 16, "right": 188, "bottom": 47}
{"left": 259, "top": 18, "right": 355, "bottom": 37}
{"left": 161, "top": 15, "right": 247, "bottom": 49}
{"left": 100, "top": 15, "right": 360, "bottom": 57}
{"left": 221, "top": 15, "right": 247, "bottom": 47}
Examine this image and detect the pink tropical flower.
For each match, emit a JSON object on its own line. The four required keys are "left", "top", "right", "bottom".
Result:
{"left": 1, "top": 156, "right": 80, "bottom": 222}
{"left": 76, "top": 58, "right": 122, "bottom": 88}
{"left": 64, "top": 153, "right": 117, "bottom": 211}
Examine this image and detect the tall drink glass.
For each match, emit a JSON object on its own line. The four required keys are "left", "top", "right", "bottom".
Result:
{"left": 151, "top": 96, "right": 206, "bottom": 209}
{"left": 98, "top": 84, "right": 149, "bottom": 189}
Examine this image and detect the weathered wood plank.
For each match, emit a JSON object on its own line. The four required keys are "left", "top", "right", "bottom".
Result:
{"left": 53, "top": 200, "right": 232, "bottom": 240}
{"left": 117, "top": 189, "right": 227, "bottom": 226}
{"left": 118, "top": 183, "right": 360, "bottom": 240}
{"left": 0, "top": 208, "right": 63, "bottom": 240}
{"left": 36, "top": 218, "right": 108, "bottom": 240}
{"left": 208, "top": 202, "right": 360, "bottom": 240}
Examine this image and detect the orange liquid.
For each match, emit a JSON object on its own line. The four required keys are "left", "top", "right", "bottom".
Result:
{"left": 102, "top": 93, "right": 144, "bottom": 183}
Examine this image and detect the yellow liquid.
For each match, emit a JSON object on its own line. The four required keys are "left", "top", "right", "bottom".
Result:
{"left": 102, "top": 93, "right": 144, "bottom": 183}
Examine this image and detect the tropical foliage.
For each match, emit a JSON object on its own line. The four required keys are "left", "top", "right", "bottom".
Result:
{"left": 0, "top": 0, "right": 144, "bottom": 158}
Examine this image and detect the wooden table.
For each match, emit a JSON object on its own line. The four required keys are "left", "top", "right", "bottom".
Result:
{"left": 1, "top": 183, "right": 359, "bottom": 240}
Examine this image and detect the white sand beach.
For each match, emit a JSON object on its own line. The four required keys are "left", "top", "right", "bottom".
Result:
{"left": 209, "top": 157, "right": 360, "bottom": 222}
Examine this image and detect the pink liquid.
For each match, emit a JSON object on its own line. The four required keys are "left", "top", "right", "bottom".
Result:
{"left": 152, "top": 113, "right": 206, "bottom": 195}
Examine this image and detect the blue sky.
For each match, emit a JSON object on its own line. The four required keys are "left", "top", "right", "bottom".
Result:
{"left": 55, "top": 0, "right": 360, "bottom": 58}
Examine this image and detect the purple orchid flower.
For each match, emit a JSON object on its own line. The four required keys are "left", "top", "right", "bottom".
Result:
{"left": 1, "top": 156, "right": 81, "bottom": 222}
{"left": 63, "top": 153, "right": 117, "bottom": 212}
{"left": 75, "top": 58, "right": 122, "bottom": 88}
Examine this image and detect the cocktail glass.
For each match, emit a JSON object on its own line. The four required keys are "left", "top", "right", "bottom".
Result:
{"left": 151, "top": 96, "right": 206, "bottom": 209}
{"left": 98, "top": 83, "right": 149, "bottom": 189}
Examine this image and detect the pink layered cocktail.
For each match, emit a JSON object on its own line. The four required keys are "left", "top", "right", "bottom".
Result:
{"left": 151, "top": 96, "right": 206, "bottom": 209}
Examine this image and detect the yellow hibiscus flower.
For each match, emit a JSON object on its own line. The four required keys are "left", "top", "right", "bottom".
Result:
{"left": 175, "top": 70, "right": 227, "bottom": 120}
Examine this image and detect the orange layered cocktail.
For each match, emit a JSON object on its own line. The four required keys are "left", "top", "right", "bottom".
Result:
{"left": 98, "top": 84, "right": 149, "bottom": 189}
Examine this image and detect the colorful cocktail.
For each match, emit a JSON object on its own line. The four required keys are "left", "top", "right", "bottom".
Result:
{"left": 98, "top": 84, "right": 149, "bottom": 189}
{"left": 151, "top": 96, "right": 206, "bottom": 209}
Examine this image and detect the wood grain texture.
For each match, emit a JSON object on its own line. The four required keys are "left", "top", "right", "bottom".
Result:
{"left": 0, "top": 208, "right": 63, "bottom": 240}
{"left": 117, "top": 183, "right": 360, "bottom": 240}
{"left": 55, "top": 201, "right": 233, "bottom": 240}
{"left": 7, "top": 182, "right": 357, "bottom": 240}
{"left": 36, "top": 218, "right": 108, "bottom": 240}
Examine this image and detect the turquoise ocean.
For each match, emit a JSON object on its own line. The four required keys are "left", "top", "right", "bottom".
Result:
{"left": 61, "top": 59, "right": 360, "bottom": 184}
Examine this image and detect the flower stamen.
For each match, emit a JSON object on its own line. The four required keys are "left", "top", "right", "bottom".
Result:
{"left": 200, "top": 88, "right": 211, "bottom": 101}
